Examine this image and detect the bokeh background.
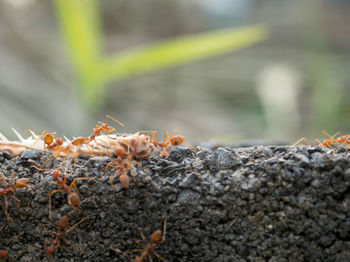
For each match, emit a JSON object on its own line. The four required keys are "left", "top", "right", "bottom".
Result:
{"left": 0, "top": 0, "right": 349, "bottom": 145}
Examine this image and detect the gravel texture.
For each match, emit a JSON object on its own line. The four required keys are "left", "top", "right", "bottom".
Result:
{"left": 1, "top": 145, "right": 350, "bottom": 262}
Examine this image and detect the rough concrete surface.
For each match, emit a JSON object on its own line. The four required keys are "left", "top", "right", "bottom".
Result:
{"left": 0, "top": 145, "right": 350, "bottom": 262}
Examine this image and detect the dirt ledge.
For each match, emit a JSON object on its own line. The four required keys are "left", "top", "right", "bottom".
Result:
{"left": 0, "top": 145, "right": 350, "bottom": 262}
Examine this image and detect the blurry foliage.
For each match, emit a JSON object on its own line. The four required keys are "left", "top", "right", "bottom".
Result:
{"left": 54, "top": 0, "right": 268, "bottom": 109}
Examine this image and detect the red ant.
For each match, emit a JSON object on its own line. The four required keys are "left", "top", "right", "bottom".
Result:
{"left": 0, "top": 231, "right": 24, "bottom": 261}
{"left": 72, "top": 114, "right": 124, "bottom": 147}
{"left": 125, "top": 217, "right": 169, "bottom": 262}
{"left": 323, "top": 131, "right": 350, "bottom": 152}
{"left": 41, "top": 215, "right": 89, "bottom": 255}
{"left": 31, "top": 130, "right": 63, "bottom": 150}
{"left": 105, "top": 148, "right": 141, "bottom": 200}
{"left": 153, "top": 129, "right": 191, "bottom": 157}
{"left": 293, "top": 131, "right": 342, "bottom": 148}
{"left": 31, "top": 167, "right": 91, "bottom": 222}
{"left": 40, "top": 132, "right": 64, "bottom": 150}
{"left": 0, "top": 173, "right": 29, "bottom": 222}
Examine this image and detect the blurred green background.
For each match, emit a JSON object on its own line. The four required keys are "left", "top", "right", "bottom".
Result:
{"left": 0, "top": 0, "right": 349, "bottom": 145}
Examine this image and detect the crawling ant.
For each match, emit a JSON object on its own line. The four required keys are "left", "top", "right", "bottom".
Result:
{"left": 72, "top": 114, "right": 124, "bottom": 147}
{"left": 48, "top": 169, "right": 92, "bottom": 221}
{"left": 293, "top": 131, "right": 342, "bottom": 148}
{"left": 31, "top": 130, "right": 63, "bottom": 150}
{"left": 322, "top": 131, "right": 350, "bottom": 152}
{"left": 105, "top": 148, "right": 141, "bottom": 200}
{"left": 41, "top": 215, "right": 89, "bottom": 255}
{"left": 151, "top": 129, "right": 191, "bottom": 157}
{"left": 31, "top": 167, "right": 91, "bottom": 222}
{"left": 0, "top": 231, "right": 24, "bottom": 261}
{"left": 42, "top": 133, "right": 64, "bottom": 150}
{"left": 125, "top": 217, "right": 169, "bottom": 262}
{"left": 0, "top": 173, "right": 29, "bottom": 222}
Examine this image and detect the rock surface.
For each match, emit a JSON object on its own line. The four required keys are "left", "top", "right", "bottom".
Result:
{"left": 0, "top": 145, "right": 350, "bottom": 262}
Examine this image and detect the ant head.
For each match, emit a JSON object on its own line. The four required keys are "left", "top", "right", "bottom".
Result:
{"left": 52, "top": 170, "right": 61, "bottom": 179}
{"left": 46, "top": 245, "right": 55, "bottom": 255}
{"left": 44, "top": 134, "right": 54, "bottom": 145}
{"left": 57, "top": 215, "right": 69, "bottom": 230}
{"left": 114, "top": 148, "right": 125, "bottom": 157}
{"left": 0, "top": 248, "right": 9, "bottom": 258}
{"left": 150, "top": 229, "right": 162, "bottom": 243}
{"left": 170, "top": 136, "right": 184, "bottom": 146}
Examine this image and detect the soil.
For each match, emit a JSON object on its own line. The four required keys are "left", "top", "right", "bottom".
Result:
{"left": 0, "top": 145, "right": 350, "bottom": 262}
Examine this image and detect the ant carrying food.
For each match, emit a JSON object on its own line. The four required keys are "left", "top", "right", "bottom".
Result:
{"left": 105, "top": 148, "right": 142, "bottom": 200}
{"left": 125, "top": 217, "right": 169, "bottom": 262}
{"left": 0, "top": 173, "right": 29, "bottom": 222}
{"left": 41, "top": 215, "right": 89, "bottom": 255}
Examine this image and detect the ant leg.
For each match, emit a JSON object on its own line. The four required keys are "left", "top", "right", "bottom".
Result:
{"left": 105, "top": 158, "right": 122, "bottom": 171}
{"left": 292, "top": 137, "right": 309, "bottom": 146}
{"left": 61, "top": 237, "right": 75, "bottom": 251}
{"left": 125, "top": 160, "right": 142, "bottom": 181}
{"left": 39, "top": 152, "right": 56, "bottom": 169}
{"left": 69, "top": 177, "right": 91, "bottom": 193}
{"left": 105, "top": 114, "right": 125, "bottom": 127}
{"left": 322, "top": 130, "right": 340, "bottom": 142}
{"left": 9, "top": 173, "right": 15, "bottom": 189}
{"left": 183, "top": 140, "right": 194, "bottom": 149}
{"left": 163, "top": 131, "right": 169, "bottom": 144}
{"left": 9, "top": 194, "right": 21, "bottom": 210}
{"left": 128, "top": 248, "right": 145, "bottom": 253}
{"left": 160, "top": 216, "right": 169, "bottom": 243}
{"left": 40, "top": 224, "right": 56, "bottom": 237}
{"left": 69, "top": 204, "right": 84, "bottom": 215}
{"left": 1, "top": 176, "right": 8, "bottom": 191}
{"left": 135, "top": 225, "right": 147, "bottom": 242}
{"left": 3, "top": 195, "right": 13, "bottom": 222}
{"left": 30, "top": 129, "right": 47, "bottom": 147}
{"left": 345, "top": 142, "right": 350, "bottom": 153}
{"left": 49, "top": 189, "right": 64, "bottom": 225}
{"left": 64, "top": 216, "right": 89, "bottom": 234}
{"left": 169, "top": 129, "right": 177, "bottom": 141}
{"left": 315, "top": 139, "right": 321, "bottom": 146}
{"left": 139, "top": 131, "right": 157, "bottom": 135}
{"left": 151, "top": 250, "right": 168, "bottom": 261}
{"left": 109, "top": 173, "right": 121, "bottom": 200}
{"left": 133, "top": 238, "right": 146, "bottom": 247}
{"left": 105, "top": 163, "right": 119, "bottom": 171}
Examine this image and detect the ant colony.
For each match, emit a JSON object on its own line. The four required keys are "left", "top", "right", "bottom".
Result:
{"left": 0, "top": 115, "right": 191, "bottom": 260}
